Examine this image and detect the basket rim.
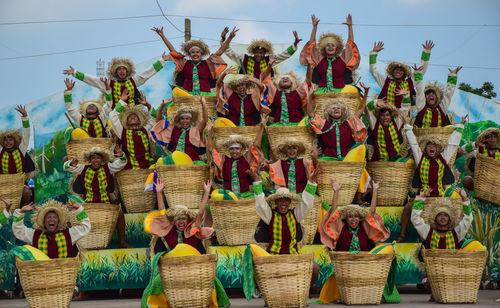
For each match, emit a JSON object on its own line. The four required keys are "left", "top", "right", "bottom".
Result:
{"left": 159, "top": 253, "right": 218, "bottom": 265}
{"left": 253, "top": 253, "right": 314, "bottom": 264}
{"left": 82, "top": 203, "right": 121, "bottom": 210}
{"left": 209, "top": 199, "right": 256, "bottom": 206}
{"left": 173, "top": 95, "right": 216, "bottom": 103}
{"left": 366, "top": 161, "right": 414, "bottom": 168}
{"left": 476, "top": 153, "right": 500, "bottom": 165}
{"left": 156, "top": 164, "right": 209, "bottom": 171}
{"left": 414, "top": 126, "right": 455, "bottom": 134}
{"left": 422, "top": 248, "right": 488, "bottom": 258}
{"left": 330, "top": 251, "right": 394, "bottom": 261}
{"left": 67, "top": 138, "right": 113, "bottom": 143}
{"left": 16, "top": 255, "right": 81, "bottom": 266}
{"left": 318, "top": 161, "right": 366, "bottom": 167}
{"left": 313, "top": 92, "right": 359, "bottom": 99}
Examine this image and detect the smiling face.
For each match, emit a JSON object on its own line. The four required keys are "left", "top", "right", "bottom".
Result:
{"left": 174, "top": 214, "right": 189, "bottom": 232}
{"left": 275, "top": 197, "right": 291, "bottom": 214}
{"left": 115, "top": 66, "right": 128, "bottom": 81}
{"left": 279, "top": 76, "right": 292, "bottom": 90}
{"left": 90, "top": 153, "right": 103, "bottom": 169}
{"left": 85, "top": 104, "right": 99, "bottom": 119}
{"left": 127, "top": 113, "right": 141, "bottom": 129}
{"left": 287, "top": 145, "right": 298, "bottom": 159}
{"left": 425, "top": 90, "right": 438, "bottom": 107}
{"left": 425, "top": 143, "right": 438, "bottom": 158}
{"left": 189, "top": 47, "right": 202, "bottom": 63}
{"left": 329, "top": 105, "right": 343, "bottom": 120}
{"left": 179, "top": 115, "right": 192, "bottom": 129}
{"left": 392, "top": 67, "right": 405, "bottom": 81}
{"left": 2, "top": 136, "right": 16, "bottom": 150}
{"left": 229, "top": 145, "right": 243, "bottom": 159}
{"left": 324, "top": 42, "right": 337, "bottom": 58}
{"left": 483, "top": 133, "right": 498, "bottom": 149}
{"left": 379, "top": 110, "right": 392, "bottom": 127}
{"left": 346, "top": 215, "right": 360, "bottom": 229}
{"left": 44, "top": 211, "right": 60, "bottom": 233}
{"left": 253, "top": 48, "right": 266, "bottom": 62}
{"left": 435, "top": 212, "right": 450, "bottom": 230}
{"left": 236, "top": 83, "right": 248, "bottom": 96}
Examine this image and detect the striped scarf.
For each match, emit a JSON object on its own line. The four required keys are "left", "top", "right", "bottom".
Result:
{"left": 270, "top": 211, "right": 298, "bottom": 255}
{"left": 480, "top": 148, "right": 500, "bottom": 160}
{"left": 376, "top": 122, "right": 401, "bottom": 161}
{"left": 280, "top": 91, "right": 290, "bottom": 125}
{"left": 422, "top": 108, "right": 441, "bottom": 128}
{"left": 175, "top": 128, "right": 190, "bottom": 152}
{"left": 420, "top": 156, "right": 445, "bottom": 195}
{"left": 429, "top": 229, "right": 455, "bottom": 249}
{"left": 191, "top": 61, "right": 201, "bottom": 95}
{"left": 287, "top": 158, "right": 297, "bottom": 193}
{"left": 231, "top": 159, "right": 240, "bottom": 195}
{"left": 348, "top": 226, "right": 361, "bottom": 254}
{"left": 322, "top": 121, "right": 342, "bottom": 159}
{"left": 126, "top": 129, "right": 153, "bottom": 169}
{"left": 81, "top": 117, "right": 104, "bottom": 138}
{"left": 246, "top": 57, "right": 268, "bottom": 77}
{"left": 113, "top": 80, "right": 135, "bottom": 106}
{"left": 1, "top": 149, "right": 23, "bottom": 174}
{"left": 326, "top": 58, "right": 335, "bottom": 92}
{"left": 176, "top": 230, "right": 184, "bottom": 244}
{"left": 387, "top": 80, "right": 409, "bottom": 106}
{"left": 238, "top": 94, "right": 247, "bottom": 127}
{"left": 38, "top": 232, "right": 68, "bottom": 258}
{"left": 84, "top": 167, "right": 110, "bottom": 203}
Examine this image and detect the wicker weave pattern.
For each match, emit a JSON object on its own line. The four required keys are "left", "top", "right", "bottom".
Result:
{"left": 300, "top": 197, "right": 322, "bottom": 245}
{"left": 253, "top": 253, "right": 314, "bottom": 308}
{"left": 173, "top": 95, "right": 217, "bottom": 118}
{"left": 0, "top": 173, "right": 25, "bottom": 211}
{"left": 65, "top": 138, "right": 113, "bottom": 163}
{"left": 16, "top": 257, "right": 80, "bottom": 308}
{"left": 213, "top": 126, "right": 260, "bottom": 152}
{"left": 158, "top": 254, "right": 217, "bottom": 308}
{"left": 366, "top": 161, "right": 414, "bottom": 206}
{"left": 474, "top": 154, "right": 500, "bottom": 204}
{"left": 266, "top": 126, "right": 316, "bottom": 160}
{"left": 317, "top": 161, "right": 366, "bottom": 206}
{"left": 157, "top": 165, "right": 209, "bottom": 209}
{"left": 422, "top": 249, "right": 488, "bottom": 303}
{"left": 330, "top": 251, "right": 393, "bottom": 305}
{"left": 116, "top": 168, "right": 157, "bottom": 213}
{"left": 77, "top": 203, "right": 120, "bottom": 249}
{"left": 209, "top": 199, "right": 260, "bottom": 245}
{"left": 312, "top": 92, "right": 360, "bottom": 118}
{"left": 413, "top": 126, "right": 454, "bottom": 146}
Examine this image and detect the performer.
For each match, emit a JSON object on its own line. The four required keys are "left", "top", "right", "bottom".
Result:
{"left": 64, "top": 78, "right": 112, "bottom": 138}
{"left": 414, "top": 66, "right": 462, "bottom": 128}
{"left": 370, "top": 40, "right": 434, "bottom": 108}
{"left": 153, "top": 26, "right": 228, "bottom": 95}
{"left": 151, "top": 96, "right": 208, "bottom": 162}
{"left": 300, "top": 14, "right": 360, "bottom": 92}
{"left": 0, "top": 196, "right": 11, "bottom": 229}
{"left": 12, "top": 199, "right": 90, "bottom": 258}
{"left": 220, "top": 26, "right": 301, "bottom": 80}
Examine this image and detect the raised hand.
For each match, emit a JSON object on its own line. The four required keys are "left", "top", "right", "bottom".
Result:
{"left": 308, "top": 165, "right": 322, "bottom": 183}
{"left": 100, "top": 77, "right": 111, "bottom": 91}
{"left": 342, "top": 14, "right": 353, "bottom": 27}
{"left": 359, "top": 82, "right": 370, "bottom": 93}
{"left": 20, "top": 202, "right": 35, "bottom": 213}
{"left": 311, "top": 14, "right": 320, "bottom": 27}
{"left": 371, "top": 179, "right": 383, "bottom": 190}
{"left": 395, "top": 87, "right": 408, "bottom": 97}
{"left": 220, "top": 27, "right": 229, "bottom": 41}
{"left": 63, "top": 66, "right": 75, "bottom": 75}
{"left": 293, "top": 30, "right": 302, "bottom": 47}
{"left": 372, "top": 41, "right": 384, "bottom": 53}
{"left": 260, "top": 113, "right": 269, "bottom": 126}
{"left": 161, "top": 51, "right": 169, "bottom": 61}
{"left": 64, "top": 78, "right": 75, "bottom": 91}
{"left": 197, "top": 95, "right": 206, "bottom": 105}
{"left": 114, "top": 144, "right": 123, "bottom": 157}
{"left": 203, "top": 179, "right": 213, "bottom": 193}
{"left": 454, "top": 187, "right": 468, "bottom": 202}
{"left": 67, "top": 201, "right": 82, "bottom": 210}
{"left": 138, "top": 95, "right": 151, "bottom": 110}
{"left": 151, "top": 26, "right": 164, "bottom": 37}
{"left": 246, "top": 166, "right": 261, "bottom": 182}
{"left": 330, "top": 178, "right": 341, "bottom": 193}
{"left": 411, "top": 64, "right": 423, "bottom": 72}
{"left": 228, "top": 27, "right": 239, "bottom": 40}
{"left": 15, "top": 105, "right": 28, "bottom": 117}
{"left": 154, "top": 177, "right": 165, "bottom": 192}
{"left": 268, "top": 57, "right": 277, "bottom": 67}
{"left": 311, "top": 146, "right": 321, "bottom": 160}
{"left": 419, "top": 189, "right": 432, "bottom": 198}
{"left": 375, "top": 98, "right": 387, "bottom": 107}
{"left": 448, "top": 66, "right": 463, "bottom": 75}
{"left": 206, "top": 119, "right": 215, "bottom": 132}
{"left": 121, "top": 88, "right": 130, "bottom": 102}
{"left": 70, "top": 159, "right": 79, "bottom": 167}
{"left": 461, "top": 115, "right": 468, "bottom": 125}
{"left": 422, "top": 40, "right": 435, "bottom": 51}
{"left": 0, "top": 196, "right": 11, "bottom": 212}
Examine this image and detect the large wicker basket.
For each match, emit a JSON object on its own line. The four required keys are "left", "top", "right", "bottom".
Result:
{"left": 474, "top": 154, "right": 500, "bottom": 204}
{"left": 317, "top": 161, "right": 366, "bottom": 206}
{"left": 172, "top": 95, "right": 217, "bottom": 119}
{"left": 0, "top": 173, "right": 25, "bottom": 211}
{"left": 158, "top": 254, "right": 217, "bottom": 308}
{"left": 65, "top": 138, "right": 113, "bottom": 162}
{"left": 157, "top": 165, "right": 209, "bottom": 209}
{"left": 266, "top": 126, "right": 316, "bottom": 160}
{"left": 300, "top": 197, "right": 322, "bottom": 245}
{"left": 413, "top": 126, "right": 454, "bottom": 146}
{"left": 213, "top": 126, "right": 260, "bottom": 152}
{"left": 330, "top": 251, "right": 394, "bottom": 305}
{"left": 312, "top": 92, "right": 360, "bottom": 118}
{"left": 422, "top": 249, "right": 488, "bottom": 303}
{"left": 209, "top": 199, "right": 260, "bottom": 245}
{"left": 116, "top": 168, "right": 156, "bottom": 213}
{"left": 16, "top": 256, "right": 80, "bottom": 308}
{"left": 366, "top": 161, "right": 415, "bottom": 206}
{"left": 77, "top": 203, "right": 120, "bottom": 249}
{"left": 253, "top": 253, "right": 314, "bottom": 308}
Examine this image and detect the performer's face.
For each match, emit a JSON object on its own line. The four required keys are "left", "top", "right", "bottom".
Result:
{"left": 90, "top": 154, "right": 103, "bottom": 169}
{"left": 425, "top": 90, "right": 438, "bottom": 107}
{"left": 425, "top": 143, "right": 438, "bottom": 158}
{"left": 179, "top": 115, "right": 192, "bottom": 129}
{"left": 324, "top": 43, "right": 337, "bottom": 57}
{"left": 346, "top": 215, "right": 360, "bottom": 229}
{"left": 328, "top": 106, "right": 342, "bottom": 120}
{"left": 435, "top": 212, "right": 450, "bottom": 229}
{"left": 379, "top": 110, "right": 392, "bottom": 127}
{"left": 2, "top": 136, "right": 16, "bottom": 150}
{"left": 253, "top": 48, "right": 266, "bottom": 62}
{"left": 279, "top": 76, "right": 292, "bottom": 89}
{"left": 392, "top": 67, "right": 405, "bottom": 80}
{"left": 275, "top": 197, "right": 291, "bottom": 214}
{"left": 229, "top": 146, "right": 242, "bottom": 159}
{"left": 127, "top": 114, "right": 141, "bottom": 129}
{"left": 86, "top": 104, "right": 99, "bottom": 119}
{"left": 484, "top": 134, "right": 498, "bottom": 148}
{"left": 287, "top": 146, "right": 298, "bottom": 159}
{"left": 44, "top": 211, "right": 60, "bottom": 233}
{"left": 236, "top": 84, "right": 247, "bottom": 96}
{"left": 174, "top": 215, "right": 189, "bottom": 231}
{"left": 189, "top": 48, "right": 202, "bottom": 63}
{"left": 116, "top": 66, "right": 128, "bottom": 81}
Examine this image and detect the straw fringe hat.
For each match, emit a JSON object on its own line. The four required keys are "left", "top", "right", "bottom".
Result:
{"left": 107, "top": 57, "right": 136, "bottom": 79}
{"left": 170, "top": 106, "right": 201, "bottom": 128}
{"left": 275, "top": 137, "right": 306, "bottom": 160}
{"left": 0, "top": 129, "right": 22, "bottom": 148}
{"left": 165, "top": 205, "right": 196, "bottom": 222}
{"left": 477, "top": 127, "right": 500, "bottom": 145}
{"left": 226, "top": 74, "right": 255, "bottom": 91}
{"left": 422, "top": 198, "right": 461, "bottom": 230}
{"left": 118, "top": 104, "right": 149, "bottom": 129}
{"left": 181, "top": 40, "right": 210, "bottom": 57}
{"left": 247, "top": 39, "right": 274, "bottom": 55}
{"left": 217, "top": 135, "right": 252, "bottom": 156}
{"left": 32, "top": 199, "right": 70, "bottom": 233}
{"left": 273, "top": 71, "right": 300, "bottom": 92}
{"left": 424, "top": 81, "right": 444, "bottom": 104}
{"left": 386, "top": 61, "right": 411, "bottom": 79}
{"left": 318, "top": 32, "right": 344, "bottom": 57}
{"left": 322, "top": 99, "right": 350, "bottom": 122}
{"left": 339, "top": 204, "right": 368, "bottom": 220}
{"left": 266, "top": 187, "right": 301, "bottom": 210}
{"left": 374, "top": 103, "right": 399, "bottom": 119}
{"left": 82, "top": 147, "right": 113, "bottom": 165}
{"left": 418, "top": 138, "right": 445, "bottom": 154}
{"left": 78, "top": 95, "right": 105, "bottom": 116}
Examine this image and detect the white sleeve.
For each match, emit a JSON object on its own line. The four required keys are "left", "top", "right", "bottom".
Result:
{"left": 224, "top": 45, "right": 244, "bottom": 65}
{"left": 64, "top": 90, "right": 82, "bottom": 124}
{"left": 405, "top": 125, "right": 422, "bottom": 163}
{"left": 443, "top": 124, "right": 463, "bottom": 163}
{"left": 107, "top": 155, "right": 127, "bottom": 174}
{"left": 369, "top": 51, "right": 386, "bottom": 88}
{"left": 63, "top": 161, "right": 85, "bottom": 175}
{"left": 19, "top": 116, "right": 31, "bottom": 154}
{"left": 273, "top": 44, "right": 297, "bottom": 65}
{"left": 254, "top": 181, "right": 272, "bottom": 224}
{"left": 12, "top": 209, "right": 35, "bottom": 245}
{"left": 73, "top": 69, "right": 106, "bottom": 92}
{"left": 100, "top": 90, "right": 113, "bottom": 120}
{"left": 410, "top": 197, "right": 430, "bottom": 240}
{"left": 365, "top": 106, "right": 377, "bottom": 130}
{"left": 414, "top": 71, "right": 426, "bottom": 112}
{"left": 68, "top": 206, "right": 91, "bottom": 244}
{"left": 397, "top": 99, "right": 411, "bottom": 128}
{"left": 454, "top": 200, "right": 473, "bottom": 242}
{"left": 132, "top": 58, "right": 166, "bottom": 87}
{"left": 293, "top": 181, "right": 317, "bottom": 223}
{"left": 109, "top": 101, "right": 126, "bottom": 137}
{"left": 440, "top": 73, "right": 457, "bottom": 112}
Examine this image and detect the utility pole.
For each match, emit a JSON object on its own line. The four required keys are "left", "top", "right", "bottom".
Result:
{"left": 184, "top": 18, "right": 191, "bottom": 42}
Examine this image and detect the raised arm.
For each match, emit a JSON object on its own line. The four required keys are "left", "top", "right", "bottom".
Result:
{"left": 154, "top": 178, "right": 166, "bottom": 210}
{"left": 369, "top": 41, "right": 386, "bottom": 87}
{"left": 100, "top": 77, "right": 113, "bottom": 119}
{"left": 329, "top": 179, "right": 341, "bottom": 214}
{"left": 294, "top": 167, "right": 319, "bottom": 222}
{"left": 369, "top": 180, "right": 382, "bottom": 215}
{"left": 63, "top": 159, "right": 85, "bottom": 175}
{"left": 67, "top": 202, "right": 91, "bottom": 244}
{"left": 109, "top": 90, "right": 129, "bottom": 136}
{"left": 152, "top": 26, "right": 178, "bottom": 54}
{"left": 216, "top": 27, "right": 239, "bottom": 56}
{"left": 195, "top": 180, "right": 212, "bottom": 227}
{"left": 15, "top": 105, "right": 30, "bottom": 154}
{"left": 248, "top": 167, "right": 273, "bottom": 224}
{"left": 306, "top": 86, "right": 315, "bottom": 118}
{"left": 305, "top": 64, "right": 313, "bottom": 87}
{"left": 133, "top": 53, "right": 168, "bottom": 87}
{"left": 253, "top": 114, "right": 268, "bottom": 150}
{"left": 355, "top": 82, "right": 369, "bottom": 118}
{"left": 205, "top": 120, "right": 215, "bottom": 160}
{"left": 272, "top": 31, "right": 301, "bottom": 65}
{"left": 156, "top": 99, "right": 171, "bottom": 122}
{"left": 410, "top": 189, "right": 431, "bottom": 239}
{"left": 443, "top": 118, "right": 465, "bottom": 163}
{"left": 404, "top": 123, "right": 423, "bottom": 163}
{"left": 196, "top": 96, "right": 209, "bottom": 132}
{"left": 63, "top": 66, "right": 106, "bottom": 92}
{"left": 413, "top": 64, "right": 426, "bottom": 112}
{"left": 416, "top": 40, "right": 434, "bottom": 77}
{"left": 441, "top": 66, "right": 462, "bottom": 112}
{"left": 107, "top": 144, "right": 127, "bottom": 174}
{"left": 220, "top": 27, "right": 244, "bottom": 65}
{"left": 453, "top": 188, "right": 473, "bottom": 241}
{"left": 308, "top": 14, "right": 320, "bottom": 43}
{"left": 12, "top": 204, "right": 36, "bottom": 245}
{"left": 260, "top": 58, "right": 277, "bottom": 82}
{"left": 343, "top": 14, "right": 354, "bottom": 42}
{"left": 63, "top": 79, "right": 81, "bottom": 123}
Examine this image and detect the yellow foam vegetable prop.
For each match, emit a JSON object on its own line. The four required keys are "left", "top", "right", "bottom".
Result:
{"left": 249, "top": 244, "right": 270, "bottom": 257}
{"left": 341, "top": 85, "right": 360, "bottom": 94}
{"left": 214, "top": 117, "right": 237, "bottom": 128}
{"left": 462, "top": 240, "right": 487, "bottom": 251}
{"left": 369, "top": 242, "right": 395, "bottom": 254}
{"left": 343, "top": 144, "right": 366, "bottom": 162}
{"left": 70, "top": 127, "right": 90, "bottom": 139}
{"left": 171, "top": 151, "right": 194, "bottom": 165}
{"left": 165, "top": 243, "right": 201, "bottom": 257}
{"left": 172, "top": 86, "right": 192, "bottom": 98}
{"left": 211, "top": 189, "right": 238, "bottom": 201}
{"left": 297, "top": 117, "right": 307, "bottom": 127}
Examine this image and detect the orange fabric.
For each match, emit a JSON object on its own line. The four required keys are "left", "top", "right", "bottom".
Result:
{"left": 363, "top": 212, "right": 390, "bottom": 243}
{"left": 319, "top": 274, "right": 341, "bottom": 304}
{"left": 319, "top": 208, "right": 342, "bottom": 249}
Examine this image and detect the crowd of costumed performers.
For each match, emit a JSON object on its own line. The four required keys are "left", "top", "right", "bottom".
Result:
{"left": 0, "top": 12, "right": 497, "bottom": 307}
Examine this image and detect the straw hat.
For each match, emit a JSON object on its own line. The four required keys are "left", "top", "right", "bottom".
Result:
{"left": 217, "top": 135, "right": 252, "bottom": 156}
{"left": 78, "top": 95, "right": 105, "bottom": 116}
{"left": 322, "top": 99, "right": 350, "bottom": 122}
{"left": 181, "top": 40, "right": 210, "bottom": 57}
{"left": 418, "top": 138, "right": 445, "bottom": 154}
{"left": 339, "top": 204, "right": 368, "bottom": 221}
{"left": 226, "top": 74, "right": 255, "bottom": 91}
{"left": 247, "top": 39, "right": 274, "bottom": 55}
{"left": 374, "top": 103, "right": 399, "bottom": 119}
{"left": 266, "top": 187, "right": 301, "bottom": 210}
{"left": 386, "top": 61, "right": 411, "bottom": 79}
{"left": 0, "top": 129, "right": 22, "bottom": 148}
{"left": 165, "top": 205, "right": 196, "bottom": 223}
{"left": 107, "top": 57, "right": 136, "bottom": 79}
{"left": 32, "top": 199, "right": 70, "bottom": 233}
{"left": 477, "top": 127, "right": 500, "bottom": 146}
{"left": 318, "top": 32, "right": 344, "bottom": 57}
{"left": 273, "top": 71, "right": 300, "bottom": 92}
{"left": 424, "top": 81, "right": 444, "bottom": 104}
{"left": 170, "top": 106, "right": 201, "bottom": 128}
{"left": 118, "top": 104, "right": 149, "bottom": 129}
{"left": 275, "top": 137, "right": 306, "bottom": 160}
{"left": 422, "top": 198, "right": 461, "bottom": 230}
{"left": 82, "top": 147, "right": 113, "bottom": 165}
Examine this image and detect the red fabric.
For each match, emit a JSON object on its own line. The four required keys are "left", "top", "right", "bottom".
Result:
{"left": 226, "top": 92, "right": 259, "bottom": 126}
{"left": 415, "top": 105, "right": 450, "bottom": 128}
{"left": 423, "top": 228, "right": 459, "bottom": 249}
{"left": 163, "top": 226, "right": 200, "bottom": 250}
{"left": 222, "top": 157, "right": 251, "bottom": 193}
{"left": 33, "top": 229, "right": 73, "bottom": 259}
{"left": 80, "top": 117, "right": 106, "bottom": 138}
{"left": 267, "top": 211, "right": 300, "bottom": 254}
{"left": 80, "top": 165, "right": 113, "bottom": 203}
{"left": 0, "top": 149, "right": 26, "bottom": 174}
{"left": 110, "top": 79, "right": 138, "bottom": 108}
{"left": 280, "top": 159, "right": 307, "bottom": 193}
{"left": 271, "top": 90, "right": 304, "bottom": 123}
{"left": 416, "top": 155, "right": 448, "bottom": 197}
{"left": 319, "top": 120, "right": 353, "bottom": 158}
{"left": 167, "top": 127, "right": 200, "bottom": 161}
{"left": 315, "top": 57, "right": 347, "bottom": 89}
{"left": 181, "top": 60, "right": 212, "bottom": 92}
{"left": 370, "top": 119, "right": 402, "bottom": 161}
{"left": 121, "top": 128, "right": 152, "bottom": 170}
{"left": 243, "top": 55, "right": 270, "bottom": 79}
{"left": 336, "top": 224, "right": 372, "bottom": 252}
{"left": 478, "top": 146, "right": 500, "bottom": 159}
{"left": 378, "top": 77, "right": 415, "bottom": 109}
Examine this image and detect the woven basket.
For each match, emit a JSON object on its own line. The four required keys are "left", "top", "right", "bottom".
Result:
{"left": 158, "top": 254, "right": 217, "bottom": 308}
{"left": 266, "top": 126, "right": 316, "bottom": 160}
{"left": 157, "top": 165, "right": 209, "bottom": 209}
{"left": 422, "top": 249, "right": 488, "bottom": 303}
{"left": 253, "top": 253, "right": 314, "bottom": 308}
{"left": 209, "top": 199, "right": 260, "bottom": 245}
{"left": 366, "top": 161, "right": 415, "bottom": 206}
{"left": 77, "top": 203, "right": 120, "bottom": 249}
{"left": 116, "top": 168, "right": 156, "bottom": 213}
{"left": 317, "top": 161, "right": 366, "bottom": 206}
{"left": 414, "top": 126, "right": 458, "bottom": 165}
{"left": 65, "top": 138, "right": 113, "bottom": 162}
{"left": 213, "top": 126, "right": 260, "bottom": 152}
{"left": 312, "top": 92, "right": 360, "bottom": 118}
{"left": 330, "top": 251, "right": 394, "bottom": 305}
{"left": 0, "top": 173, "right": 25, "bottom": 211}
{"left": 300, "top": 197, "right": 322, "bottom": 245}
{"left": 474, "top": 154, "right": 500, "bottom": 204}
{"left": 16, "top": 256, "right": 80, "bottom": 308}
{"left": 172, "top": 95, "right": 217, "bottom": 119}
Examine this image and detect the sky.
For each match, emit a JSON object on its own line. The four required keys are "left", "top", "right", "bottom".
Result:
{"left": 1, "top": 0, "right": 500, "bottom": 110}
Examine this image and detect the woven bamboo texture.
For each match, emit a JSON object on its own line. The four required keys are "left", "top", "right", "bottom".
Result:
{"left": 366, "top": 161, "right": 415, "bottom": 206}
{"left": 77, "top": 203, "right": 120, "bottom": 249}
{"left": 422, "top": 249, "right": 488, "bottom": 303}
{"left": 16, "top": 256, "right": 80, "bottom": 308}
{"left": 0, "top": 173, "right": 25, "bottom": 211}
{"left": 474, "top": 154, "right": 500, "bottom": 204}
{"left": 158, "top": 254, "right": 217, "bottom": 308}
{"left": 116, "top": 168, "right": 156, "bottom": 213}
{"left": 317, "top": 161, "right": 366, "bottom": 206}
{"left": 266, "top": 126, "right": 316, "bottom": 160}
{"left": 213, "top": 126, "right": 260, "bottom": 153}
{"left": 330, "top": 251, "right": 394, "bottom": 305}
{"left": 173, "top": 95, "right": 217, "bottom": 119}
{"left": 312, "top": 92, "right": 360, "bottom": 118}
{"left": 65, "top": 138, "right": 113, "bottom": 163}
{"left": 253, "top": 253, "right": 314, "bottom": 308}
{"left": 413, "top": 126, "right": 454, "bottom": 146}
{"left": 300, "top": 197, "right": 322, "bottom": 245}
{"left": 209, "top": 199, "right": 260, "bottom": 245}
{"left": 157, "top": 165, "right": 209, "bottom": 209}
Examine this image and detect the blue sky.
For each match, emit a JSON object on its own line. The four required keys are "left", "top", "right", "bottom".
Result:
{"left": 1, "top": 0, "right": 500, "bottom": 110}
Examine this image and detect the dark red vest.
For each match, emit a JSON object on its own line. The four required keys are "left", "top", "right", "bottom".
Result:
{"left": 226, "top": 93, "right": 259, "bottom": 126}
{"left": 415, "top": 105, "right": 451, "bottom": 128}
{"left": 222, "top": 157, "right": 252, "bottom": 194}
{"left": 280, "top": 159, "right": 307, "bottom": 193}
{"left": 163, "top": 226, "right": 200, "bottom": 250}
{"left": 110, "top": 79, "right": 139, "bottom": 108}
{"left": 378, "top": 77, "right": 415, "bottom": 108}
{"left": 412, "top": 154, "right": 454, "bottom": 197}
{"left": 336, "top": 224, "right": 373, "bottom": 251}
{"left": 242, "top": 55, "right": 271, "bottom": 79}
{"left": 80, "top": 165, "right": 113, "bottom": 203}
{"left": 80, "top": 117, "right": 107, "bottom": 138}
{"left": 318, "top": 120, "right": 353, "bottom": 158}
{"left": 267, "top": 211, "right": 300, "bottom": 254}
{"left": 423, "top": 228, "right": 459, "bottom": 249}
{"left": 121, "top": 128, "right": 152, "bottom": 170}
{"left": 315, "top": 57, "right": 347, "bottom": 89}
{"left": 33, "top": 229, "right": 73, "bottom": 259}
{"left": 167, "top": 127, "right": 201, "bottom": 161}
{"left": 369, "top": 120, "right": 403, "bottom": 161}
{"left": 181, "top": 60, "right": 212, "bottom": 92}
{"left": 271, "top": 90, "right": 304, "bottom": 123}
{"left": 0, "top": 149, "right": 26, "bottom": 174}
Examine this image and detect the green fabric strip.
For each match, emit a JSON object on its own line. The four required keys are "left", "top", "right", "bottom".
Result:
{"left": 455, "top": 127, "right": 464, "bottom": 134}
{"left": 463, "top": 204, "right": 472, "bottom": 215}
{"left": 314, "top": 87, "right": 342, "bottom": 94}
{"left": 421, "top": 51, "right": 430, "bottom": 61}
{"left": 304, "top": 183, "right": 317, "bottom": 195}
{"left": 13, "top": 215, "right": 23, "bottom": 222}
{"left": 369, "top": 54, "right": 377, "bottom": 64}
{"left": 105, "top": 93, "right": 112, "bottom": 101}
{"left": 214, "top": 277, "right": 231, "bottom": 307}
{"left": 242, "top": 245, "right": 255, "bottom": 301}
{"left": 321, "top": 200, "right": 331, "bottom": 211}
{"left": 366, "top": 100, "right": 375, "bottom": 111}
{"left": 413, "top": 199, "right": 424, "bottom": 210}
{"left": 76, "top": 210, "right": 88, "bottom": 221}
{"left": 465, "top": 142, "right": 474, "bottom": 153}
{"left": 253, "top": 182, "right": 263, "bottom": 195}
{"left": 382, "top": 258, "right": 402, "bottom": 303}
{"left": 286, "top": 45, "right": 295, "bottom": 55}
{"left": 402, "top": 96, "right": 411, "bottom": 104}
{"left": 64, "top": 94, "right": 72, "bottom": 103}
{"left": 447, "top": 75, "right": 458, "bottom": 85}
{"left": 187, "top": 91, "right": 216, "bottom": 96}
{"left": 414, "top": 73, "right": 423, "bottom": 81}
{"left": 22, "top": 120, "right": 30, "bottom": 128}
{"left": 75, "top": 71, "right": 85, "bottom": 81}
{"left": 152, "top": 60, "right": 163, "bottom": 72}
{"left": 0, "top": 212, "right": 7, "bottom": 225}
{"left": 114, "top": 103, "right": 124, "bottom": 113}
